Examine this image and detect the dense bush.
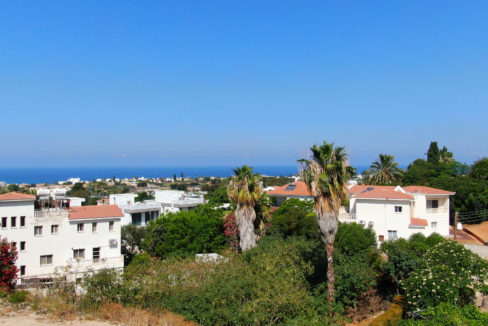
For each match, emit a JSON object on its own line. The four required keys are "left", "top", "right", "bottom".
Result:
{"left": 335, "top": 222, "right": 377, "bottom": 256}
{"left": 8, "top": 290, "right": 28, "bottom": 303}
{"left": 83, "top": 236, "right": 340, "bottom": 326}
{"left": 398, "top": 302, "right": 488, "bottom": 325}
{"left": 402, "top": 241, "right": 488, "bottom": 310}
{"left": 141, "top": 204, "right": 227, "bottom": 258}
{"left": 380, "top": 233, "right": 446, "bottom": 296}
{"left": 269, "top": 199, "right": 320, "bottom": 240}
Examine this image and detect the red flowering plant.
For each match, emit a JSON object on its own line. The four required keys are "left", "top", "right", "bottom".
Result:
{"left": 0, "top": 236, "right": 19, "bottom": 292}
{"left": 223, "top": 212, "right": 240, "bottom": 252}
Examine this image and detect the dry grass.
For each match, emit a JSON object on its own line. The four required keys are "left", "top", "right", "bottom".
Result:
{"left": 27, "top": 292, "right": 200, "bottom": 326}
{"left": 345, "top": 289, "right": 391, "bottom": 324}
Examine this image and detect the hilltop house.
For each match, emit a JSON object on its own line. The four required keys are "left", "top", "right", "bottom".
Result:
{"left": 345, "top": 185, "right": 455, "bottom": 241}
{"left": 266, "top": 181, "right": 313, "bottom": 206}
{"left": 109, "top": 194, "right": 161, "bottom": 226}
{"left": 154, "top": 190, "right": 205, "bottom": 214}
{"left": 0, "top": 192, "right": 123, "bottom": 285}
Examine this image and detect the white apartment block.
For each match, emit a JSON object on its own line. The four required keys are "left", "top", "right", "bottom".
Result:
{"left": 109, "top": 194, "right": 161, "bottom": 226}
{"left": 0, "top": 192, "right": 123, "bottom": 285}
{"left": 154, "top": 190, "right": 205, "bottom": 214}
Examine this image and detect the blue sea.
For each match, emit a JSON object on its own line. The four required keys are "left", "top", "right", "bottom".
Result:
{"left": 0, "top": 165, "right": 374, "bottom": 185}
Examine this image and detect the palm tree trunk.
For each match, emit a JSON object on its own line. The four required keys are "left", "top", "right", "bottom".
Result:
{"left": 316, "top": 209, "right": 339, "bottom": 302}
{"left": 236, "top": 205, "right": 257, "bottom": 251}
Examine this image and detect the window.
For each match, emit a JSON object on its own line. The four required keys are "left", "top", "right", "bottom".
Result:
{"left": 20, "top": 266, "right": 26, "bottom": 276}
{"left": 34, "top": 226, "right": 43, "bottom": 236}
{"left": 378, "top": 235, "right": 385, "bottom": 242}
{"left": 109, "top": 221, "right": 114, "bottom": 231}
{"left": 427, "top": 200, "right": 439, "bottom": 209}
{"left": 73, "top": 249, "right": 85, "bottom": 259}
{"left": 431, "top": 222, "right": 438, "bottom": 229}
{"left": 20, "top": 241, "right": 26, "bottom": 251}
{"left": 11, "top": 216, "right": 16, "bottom": 228}
{"left": 40, "top": 255, "right": 53, "bottom": 266}
{"left": 51, "top": 225, "right": 59, "bottom": 234}
{"left": 20, "top": 216, "right": 26, "bottom": 227}
{"left": 93, "top": 247, "right": 100, "bottom": 261}
{"left": 394, "top": 206, "right": 402, "bottom": 213}
{"left": 77, "top": 223, "right": 84, "bottom": 232}
{"left": 92, "top": 222, "right": 97, "bottom": 232}
{"left": 11, "top": 242, "right": 16, "bottom": 249}
{"left": 1, "top": 217, "right": 6, "bottom": 228}
{"left": 388, "top": 230, "right": 398, "bottom": 239}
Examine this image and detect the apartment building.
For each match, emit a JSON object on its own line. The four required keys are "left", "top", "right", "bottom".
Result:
{"left": 0, "top": 192, "right": 123, "bottom": 284}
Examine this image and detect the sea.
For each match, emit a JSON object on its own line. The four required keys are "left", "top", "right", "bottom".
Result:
{"left": 0, "top": 165, "right": 374, "bottom": 185}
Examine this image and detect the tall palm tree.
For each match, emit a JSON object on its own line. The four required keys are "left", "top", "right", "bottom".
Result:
{"left": 227, "top": 165, "right": 263, "bottom": 251}
{"left": 366, "top": 154, "right": 404, "bottom": 185}
{"left": 298, "top": 141, "right": 352, "bottom": 302}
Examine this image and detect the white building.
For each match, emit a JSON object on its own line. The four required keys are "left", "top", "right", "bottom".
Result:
{"left": 266, "top": 181, "right": 314, "bottom": 206}
{"left": 109, "top": 194, "right": 161, "bottom": 226}
{"left": 165, "top": 178, "right": 173, "bottom": 182}
{"left": 154, "top": 190, "right": 205, "bottom": 214}
{"left": 66, "top": 197, "right": 85, "bottom": 207}
{"left": 344, "top": 185, "right": 455, "bottom": 242}
{"left": 0, "top": 192, "right": 123, "bottom": 285}
{"left": 67, "top": 178, "right": 81, "bottom": 184}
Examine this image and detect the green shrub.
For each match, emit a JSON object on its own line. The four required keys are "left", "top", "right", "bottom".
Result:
{"left": 270, "top": 199, "right": 320, "bottom": 240}
{"left": 82, "top": 268, "right": 123, "bottom": 305}
{"left": 142, "top": 204, "right": 227, "bottom": 258}
{"left": 129, "top": 252, "right": 151, "bottom": 266}
{"left": 402, "top": 241, "right": 488, "bottom": 309}
{"left": 8, "top": 290, "right": 28, "bottom": 303}
{"left": 335, "top": 222, "right": 377, "bottom": 256}
{"left": 398, "top": 302, "right": 488, "bottom": 325}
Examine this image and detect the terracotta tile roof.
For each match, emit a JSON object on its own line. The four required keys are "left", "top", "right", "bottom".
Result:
{"left": 410, "top": 217, "right": 428, "bottom": 226}
{"left": 353, "top": 189, "right": 414, "bottom": 200}
{"left": 0, "top": 192, "right": 36, "bottom": 201}
{"left": 69, "top": 205, "right": 123, "bottom": 220}
{"left": 266, "top": 181, "right": 312, "bottom": 196}
{"left": 348, "top": 185, "right": 399, "bottom": 194}
{"left": 402, "top": 186, "right": 455, "bottom": 195}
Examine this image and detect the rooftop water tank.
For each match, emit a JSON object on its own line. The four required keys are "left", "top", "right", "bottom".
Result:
{"left": 37, "top": 188, "right": 50, "bottom": 198}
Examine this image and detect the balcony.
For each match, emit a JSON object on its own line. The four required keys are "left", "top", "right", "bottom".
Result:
{"left": 426, "top": 207, "right": 448, "bottom": 214}
{"left": 34, "top": 208, "right": 70, "bottom": 218}
{"left": 119, "top": 202, "right": 161, "bottom": 213}
{"left": 66, "top": 255, "right": 124, "bottom": 268}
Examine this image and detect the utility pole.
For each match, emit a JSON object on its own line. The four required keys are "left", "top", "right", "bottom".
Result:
{"left": 454, "top": 212, "right": 459, "bottom": 240}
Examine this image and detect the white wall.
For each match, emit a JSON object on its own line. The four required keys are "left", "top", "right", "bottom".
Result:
{"left": 67, "top": 197, "right": 85, "bottom": 207}
{"left": 110, "top": 194, "right": 137, "bottom": 205}
{"left": 155, "top": 190, "right": 185, "bottom": 203}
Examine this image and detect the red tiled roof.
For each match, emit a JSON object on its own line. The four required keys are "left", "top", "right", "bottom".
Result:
{"left": 69, "top": 205, "right": 123, "bottom": 220}
{"left": 410, "top": 217, "right": 428, "bottom": 226}
{"left": 0, "top": 192, "right": 36, "bottom": 201}
{"left": 266, "top": 181, "right": 312, "bottom": 196}
{"left": 348, "top": 185, "right": 398, "bottom": 194}
{"left": 403, "top": 186, "right": 455, "bottom": 195}
{"left": 353, "top": 189, "right": 414, "bottom": 200}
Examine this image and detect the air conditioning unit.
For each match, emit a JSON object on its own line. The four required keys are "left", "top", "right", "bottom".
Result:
{"left": 108, "top": 239, "right": 117, "bottom": 246}
{"left": 359, "top": 220, "right": 366, "bottom": 225}
{"left": 368, "top": 221, "right": 374, "bottom": 228}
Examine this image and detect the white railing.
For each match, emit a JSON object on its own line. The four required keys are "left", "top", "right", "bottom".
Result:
{"left": 172, "top": 198, "right": 204, "bottom": 205}
{"left": 66, "top": 255, "right": 124, "bottom": 268}
{"left": 34, "top": 209, "right": 70, "bottom": 218}
{"left": 426, "top": 207, "right": 448, "bottom": 214}
{"left": 119, "top": 203, "right": 161, "bottom": 213}
{"left": 339, "top": 213, "right": 357, "bottom": 220}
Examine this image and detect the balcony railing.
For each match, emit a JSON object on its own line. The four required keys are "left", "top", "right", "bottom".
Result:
{"left": 338, "top": 213, "right": 357, "bottom": 221}
{"left": 34, "top": 209, "right": 70, "bottom": 218}
{"left": 426, "top": 207, "right": 448, "bottom": 214}
{"left": 119, "top": 203, "right": 161, "bottom": 213}
{"left": 66, "top": 255, "right": 124, "bottom": 268}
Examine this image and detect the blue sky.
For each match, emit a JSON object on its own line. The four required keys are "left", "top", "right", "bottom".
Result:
{"left": 1, "top": 1, "right": 487, "bottom": 167}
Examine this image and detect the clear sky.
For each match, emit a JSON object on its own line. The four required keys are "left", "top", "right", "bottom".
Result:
{"left": 1, "top": 1, "right": 487, "bottom": 167}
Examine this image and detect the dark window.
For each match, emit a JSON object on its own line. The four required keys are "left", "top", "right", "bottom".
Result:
{"left": 34, "top": 226, "right": 43, "bottom": 236}
{"left": 74, "top": 249, "right": 85, "bottom": 259}
{"left": 92, "top": 222, "right": 97, "bottom": 232}
{"left": 93, "top": 247, "right": 100, "bottom": 261}
{"left": 77, "top": 223, "right": 84, "bottom": 232}
{"left": 394, "top": 206, "right": 402, "bottom": 213}
{"left": 1, "top": 217, "right": 7, "bottom": 228}
{"left": 11, "top": 242, "right": 16, "bottom": 249}
{"left": 132, "top": 213, "right": 142, "bottom": 226}
{"left": 11, "top": 216, "right": 16, "bottom": 227}
{"left": 20, "top": 266, "right": 26, "bottom": 276}
{"left": 40, "top": 255, "right": 53, "bottom": 265}
{"left": 20, "top": 216, "right": 26, "bottom": 227}
{"left": 51, "top": 225, "right": 59, "bottom": 234}
{"left": 20, "top": 241, "right": 26, "bottom": 251}
{"left": 109, "top": 221, "right": 114, "bottom": 231}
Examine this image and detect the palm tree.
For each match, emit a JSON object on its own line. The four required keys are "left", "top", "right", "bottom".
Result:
{"left": 366, "top": 154, "right": 404, "bottom": 185}
{"left": 227, "top": 165, "right": 264, "bottom": 251}
{"left": 298, "top": 141, "right": 352, "bottom": 302}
